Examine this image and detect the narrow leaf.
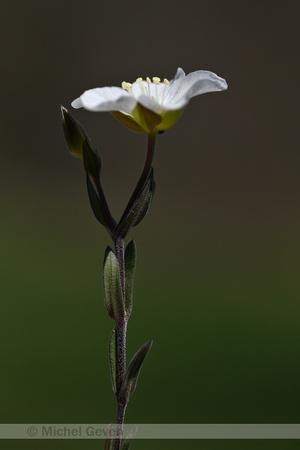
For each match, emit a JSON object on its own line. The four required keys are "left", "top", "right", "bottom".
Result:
{"left": 104, "top": 437, "right": 111, "bottom": 450}
{"left": 118, "top": 339, "right": 152, "bottom": 405}
{"left": 103, "top": 247, "right": 124, "bottom": 321}
{"left": 83, "top": 139, "right": 102, "bottom": 177}
{"left": 86, "top": 173, "right": 116, "bottom": 230}
{"left": 109, "top": 328, "right": 117, "bottom": 395}
{"left": 116, "top": 168, "right": 155, "bottom": 238}
{"left": 121, "top": 425, "right": 138, "bottom": 450}
{"left": 104, "top": 423, "right": 115, "bottom": 450}
{"left": 124, "top": 240, "right": 137, "bottom": 318}
{"left": 60, "top": 105, "right": 89, "bottom": 159}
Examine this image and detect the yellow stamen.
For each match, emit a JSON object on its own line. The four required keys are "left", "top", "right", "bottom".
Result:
{"left": 122, "top": 75, "right": 170, "bottom": 104}
{"left": 152, "top": 77, "right": 161, "bottom": 101}
{"left": 121, "top": 82, "right": 133, "bottom": 93}
{"left": 146, "top": 77, "right": 151, "bottom": 95}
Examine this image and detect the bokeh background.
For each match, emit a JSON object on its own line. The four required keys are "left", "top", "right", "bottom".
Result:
{"left": 1, "top": 0, "right": 300, "bottom": 449}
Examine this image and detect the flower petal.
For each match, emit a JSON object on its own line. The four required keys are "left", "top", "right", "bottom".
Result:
{"left": 162, "top": 68, "right": 186, "bottom": 105}
{"left": 71, "top": 87, "right": 136, "bottom": 113}
{"left": 164, "top": 69, "right": 227, "bottom": 110}
{"left": 136, "top": 94, "right": 163, "bottom": 114}
{"left": 183, "top": 70, "right": 228, "bottom": 98}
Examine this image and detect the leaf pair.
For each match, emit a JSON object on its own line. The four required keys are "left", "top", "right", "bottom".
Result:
{"left": 60, "top": 106, "right": 116, "bottom": 235}
{"left": 61, "top": 106, "right": 155, "bottom": 240}
{"left": 116, "top": 168, "right": 155, "bottom": 239}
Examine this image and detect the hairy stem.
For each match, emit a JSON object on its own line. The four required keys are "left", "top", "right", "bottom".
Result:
{"left": 113, "top": 238, "right": 127, "bottom": 450}
{"left": 113, "top": 320, "right": 127, "bottom": 449}
{"left": 111, "top": 133, "right": 157, "bottom": 449}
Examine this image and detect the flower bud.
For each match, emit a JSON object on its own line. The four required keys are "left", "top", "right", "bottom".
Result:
{"left": 60, "top": 105, "right": 88, "bottom": 158}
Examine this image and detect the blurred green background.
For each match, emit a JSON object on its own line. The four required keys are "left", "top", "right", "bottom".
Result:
{"left": 1, "top": 0, "right": 300, "bottom": 449}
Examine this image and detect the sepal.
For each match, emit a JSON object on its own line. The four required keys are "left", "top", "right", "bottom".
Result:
{"left": 132, "top": 103, "right": 162, "bottom": 133}
{"left": 110, "top": 111, "right": 145, "bottom": 133}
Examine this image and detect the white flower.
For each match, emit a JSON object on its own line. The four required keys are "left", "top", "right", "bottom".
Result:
{"left": 72, "top": 68, "right": 228, "bottom": 134}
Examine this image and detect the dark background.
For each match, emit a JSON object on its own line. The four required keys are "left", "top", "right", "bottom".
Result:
{"left": 1, "top": 0, "right": 300, "bottom": 449}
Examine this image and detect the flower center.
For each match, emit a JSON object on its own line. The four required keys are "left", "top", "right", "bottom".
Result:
{"left": 121, "top": 76, "right": 170, "bottom": 105}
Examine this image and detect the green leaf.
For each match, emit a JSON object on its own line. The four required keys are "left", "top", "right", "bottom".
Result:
{"left": 108, "top": 328, "right": 117, "bottom": 395}
{"left": 103, "top": 247, "right": 124, "bottom": 321}
{"left": 124, "top": 240, "right": 136, "bottom": 318}
{"left": 116, "top": 168, "right": 155, "bottom": 238}
{"left": 104, "top": 437, "right": 111, "bottom": 450}
{"left": 86, "top": 173, "right": 116, "bottom": 230}
{"left": 83, "top": 139, "right": 102, "bottom": 177}
{"left": 118, "top": 339, "right": 152, "bottom": 405}
{"left": 121, "top": 425, "right": 138, "bottom": 449}
{"left": 60, "top": 105, "right": 88, "bottom": 159}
